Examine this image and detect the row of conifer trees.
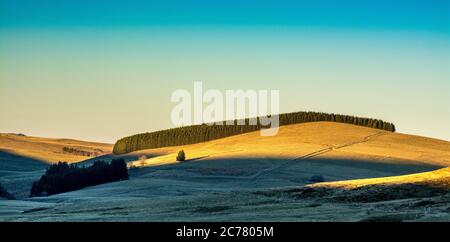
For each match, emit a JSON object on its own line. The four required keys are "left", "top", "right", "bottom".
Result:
{"left": 30, "top": 159, "right": 129, "bottom": 197}
{"left": 113, "top": 111, "right": 395, "bottom": 154}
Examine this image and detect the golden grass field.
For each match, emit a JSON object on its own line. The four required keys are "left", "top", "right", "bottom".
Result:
{"left": 0, "top": 133, "right": 112, "bottom": 163}
{"left": 310, "top": 167, "right": 450, "bottom": 190}
{"left": 128, "top": 122, "right": 450, "bottom": 168}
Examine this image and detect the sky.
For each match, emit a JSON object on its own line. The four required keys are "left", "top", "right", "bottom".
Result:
{"left": 0, "top": 0, "right": 449, "bottom": 143}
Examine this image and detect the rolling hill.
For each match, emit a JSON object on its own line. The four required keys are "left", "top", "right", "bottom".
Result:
{"left": 0, "top": 133, "right": 113, "bottom": 198}
{"left": 126, "top": 122, "right": 449, "bottom": 170}
{"left": 0, "top": 122, "right": 449, "bottom": 221}
{"left": 113, "top": 111, "right": 396, "bottom": 154}
{"left": 0, "top": 133, "right": 112, "bottom": 165}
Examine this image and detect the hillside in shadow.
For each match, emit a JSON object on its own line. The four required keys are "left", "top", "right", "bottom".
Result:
{"left": 0, "top": 150, "right": 48, "bottom": 172}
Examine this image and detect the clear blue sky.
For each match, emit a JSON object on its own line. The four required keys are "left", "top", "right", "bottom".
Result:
{"left": 0, "top": 0, "right": 449, "bottom": 142}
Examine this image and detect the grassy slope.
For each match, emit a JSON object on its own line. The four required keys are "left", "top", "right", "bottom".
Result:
{"left": 310, "top": 167, "right": 450, "bottom": 190}
{"left": 0, "top": 134, "right": 113, "bottom": 198}
{"left": 113, "top": 111, "right": 396, "bottom": 154}
{"left": 0, "top": 133, "right": 113, "bottom": 164}
{"left": 127, "top": 122, "right": 450, "bottom": 168}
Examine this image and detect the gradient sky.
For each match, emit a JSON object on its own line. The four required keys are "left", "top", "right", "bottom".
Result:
{"left": 0, "top": 0, "right": 449, "bottom": 143}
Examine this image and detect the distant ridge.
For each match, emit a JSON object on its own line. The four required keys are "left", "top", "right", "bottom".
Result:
{"left": 113, "top": 111, "right": 395, "bottom": 154}
{"left": 0, "top": 133, "right": 113, "bottom": 164}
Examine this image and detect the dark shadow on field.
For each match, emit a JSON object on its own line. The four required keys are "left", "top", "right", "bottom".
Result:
{"left": 77, "top": 152, "right": 172, "bottom": 167}
{"left": 6, "top": 155, "right": 442, "bottom": 215}
{"left": 129, "top": 155, "right": 440, "bottom": 187}
{"left": 254, "top": 181, "right": 450, "bottom": 221}
{"left": 282, "top": 157, "right": 440, "bottom": 178}
{"left": 76, "top": 153, "right": 141, "bottom": 166}
{"left": 6, "top": 154, "right": 438, "bottom": 201}
{"left": 265, "top": 182, "right": 449, "bottom": 203}
{"left": 76, "top": 153, "right": 117, "bottom": 166}
{"left": 0, "top": 150, "right": 50, "bottom": 199}
{"left": 0, "top": 149, "right": 48, "bottom": 173}
{"left": 185, "top": 156, "right": 210, "bottom": 162}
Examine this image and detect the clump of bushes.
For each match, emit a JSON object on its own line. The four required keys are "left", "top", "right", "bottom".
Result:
{"left": 30, "top": 159, "right": 129, "bottom": 197}
{"left": 0, "top": 183, "right": 14, "bottom": 200}
{"left": 8, "top": 133, "right": 26, "bottom": 137}
{"left": 62, "top": 147, "right": 103, "bottom": 157}
{"left": 309, "top": 175, "right": 325, "bottom": 183}
{"left": 176, "top": 150, "right": 186, "bottom": 162}
{"left": 113, "top": 111, "right": 396, "bottom": 154}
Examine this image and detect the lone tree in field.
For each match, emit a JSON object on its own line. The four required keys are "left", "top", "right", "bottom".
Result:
{"left": 176, "top": 150, "right": 186, "bottom": 162}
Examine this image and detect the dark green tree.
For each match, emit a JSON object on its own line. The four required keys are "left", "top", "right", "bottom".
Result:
{"left": 176, "top": 150, "right": 186, "bottom": 162}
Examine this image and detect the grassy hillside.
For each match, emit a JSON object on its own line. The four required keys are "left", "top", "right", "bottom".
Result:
{"left": 267, "top": 167, "right": 450, "bottom": 205}
{"left": 127, "top": 122, "right": 449, "bottom": 169}
{"left": 309, "top": 167, "right": 450, "bottom": 190}
{"left": 0, "top": 134, "right": 114, "bottom": 198}
{"left": 0, "top": 133, "right": 113, "bottom": 164}
{"left": 114, "top": 111, "right": 396, "bottom": 154}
